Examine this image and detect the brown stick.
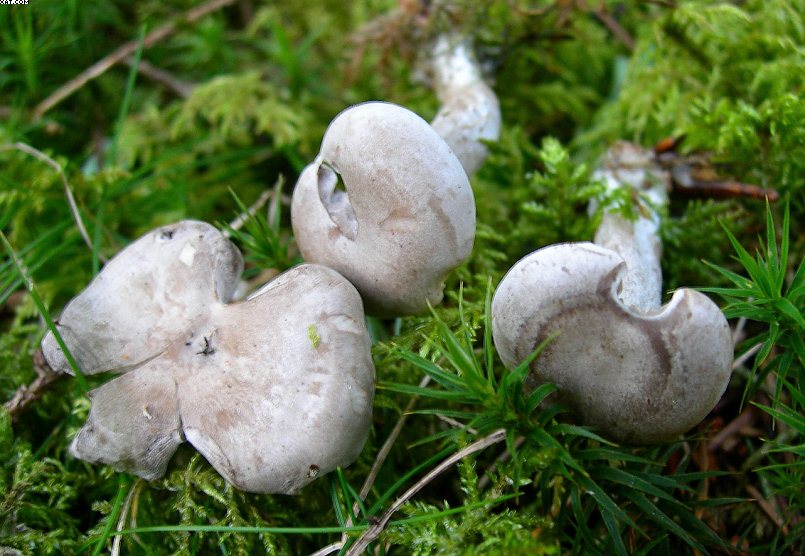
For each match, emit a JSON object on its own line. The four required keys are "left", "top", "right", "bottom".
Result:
{"left": 746, "top": 484, "right": 789, "bottom": 536}
{"left": 225, "top": 189, "right": 274, "bottom": 236}
{"left": 125, "top": 58, "right": 195, "bottom": 98}
{"left": 4, "top": 349, "right": 64, "bottom": 422}
{"left": 707, "top": 407, "right": 755, "bottom": 452}
{"left": 33, "top": 0, "right": 236, "bottom": 119}
{"left": 594, "top": 5, "right": 635, "bottom": 50}
{"left": 329, "top": 375, "right": 431, "bottom": 554}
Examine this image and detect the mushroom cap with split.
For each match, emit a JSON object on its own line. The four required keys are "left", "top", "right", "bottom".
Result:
{"left": 491, "top": 242, "right": 733, "bottom": 444}
{"left": 43, "top": 221, "right": 375, "bottom": 493}
{"left": 291, "top": 102, "right": 475, "bottom": 317}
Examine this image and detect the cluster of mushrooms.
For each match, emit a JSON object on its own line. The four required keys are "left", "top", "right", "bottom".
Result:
{"left": 43, "top": 36, "right": 731, "bottom": 494}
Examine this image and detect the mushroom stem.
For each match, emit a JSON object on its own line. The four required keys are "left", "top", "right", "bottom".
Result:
{"left": 592, "top": 142, "right": 670, "bottom": 312}
{"left": 419, "top": 34, "right": 501, "bottom": 176}
{"left": 491, "top": 141, "right": 733, "bottom": 444}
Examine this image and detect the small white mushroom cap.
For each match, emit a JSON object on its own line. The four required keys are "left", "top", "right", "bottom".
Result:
{"left": 44, "top": 221, "right": 375, "bottom": 493}
{"left": 291, "top": 102, "right": 475, "bottom": 317}
{"left": 422, "top": 35, "right": 502, "bottom": 175}
{"left": 492, "top": 244, "right": 733, "bottom": 445}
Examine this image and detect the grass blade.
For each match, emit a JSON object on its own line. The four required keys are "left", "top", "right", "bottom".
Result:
{"left": 0, "top": 230, "right": 88, "bottom": 392}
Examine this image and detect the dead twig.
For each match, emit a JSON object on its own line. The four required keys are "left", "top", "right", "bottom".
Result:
{"left": 266, "top": 178, "right": 288, "bottom": 230}
{"left": 111, "top": 479, "right": 144, "bottom": 556}
{"left": 435, "top": 413, "right": 478, "bottom": 434}
{"left": 33, "top": 0, "right": 236, "bottom": 119}
{"left": 308, "top": 543, "right": 342, "bottom": 556}
{"left": 124, "top": 58, "right": 195, "bottom": 98}
{"left": 593, "top": 5, "right": 635, "bottom": 50}
{"left": 345, "top": 429, "right": 507, "bottom": 555}
{"left": 746, "top": 484, "right": 789, "bottom": 536}
{"left": 225, "top": 188, "right": 274, "bottom": 236}
{"left": 733, "top": 343, "right": 763, "bottom": 371}
{"left": 708, "top": 407, "right": 755, "bottom": 452}
{"left": 358, "top": 375, "right": 432, "bottom": 501}
{"left": 226, "top": 181, "right": 292, "bottom": 236}
{"left": 326, "top": 375, "right": 431, "bottom": 555}
{"left": 4, "top": 349, "right": 64, "bottom": 422}
{"left": 732, "top": 316, "right": 747, "bottom": 346}
{"left": 0, "top": 142, "right": 100, "bottom": 261}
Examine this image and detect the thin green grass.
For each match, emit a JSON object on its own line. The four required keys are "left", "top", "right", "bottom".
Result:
{"left": 0, "top": 1, "right": 803, "bottom": 554}
{"left": 0, "top": 230, "right": 88, "bottom": 392}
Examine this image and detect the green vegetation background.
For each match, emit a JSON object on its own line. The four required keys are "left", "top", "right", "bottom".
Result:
{"left": 0, "top": 1, "right": 802, "bottom": 554}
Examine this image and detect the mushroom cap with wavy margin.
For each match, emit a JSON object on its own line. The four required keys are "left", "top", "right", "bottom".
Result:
{"left": 491, "top": 242, "right": 733, "bottom": 444}
{"left": 42, "top": 220, "right": 243, "bottom": 375}
{"left": 43, "top": 221, "right": 375, "bottom": 493}
{"left": 291, "top": 102, "right": 475, "bottom": 317}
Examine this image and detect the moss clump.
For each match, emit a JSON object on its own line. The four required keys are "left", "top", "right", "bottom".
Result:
{"left": 1, "top": 1, "right": 803, "bottom": 554}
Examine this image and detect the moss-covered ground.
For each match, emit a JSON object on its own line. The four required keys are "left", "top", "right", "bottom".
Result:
{"left": 1, "top": 1, "right": 803, "bottom": 554}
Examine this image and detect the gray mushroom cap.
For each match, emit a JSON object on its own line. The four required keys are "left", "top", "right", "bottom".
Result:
{"left": 43, "top": 221, "right": 375, "bottom": 493}
{"left": 42, "top": 221, "right": 243, "bottom": 375}
{"left": 491, "top": 242, "right": 733, "bottom": 444}
{"left": 291, "top": 102, "right": 475, "bottom": 317}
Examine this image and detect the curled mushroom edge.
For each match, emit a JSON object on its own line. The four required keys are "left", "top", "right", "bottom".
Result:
{"left": 492, "top": 242, "right": 733, "bottom": 445}
{"left": 43, "top": 220, "right": 375, "bottom": 494}
{"left": 491, "top": 142, "right": 734, "bottom": 445}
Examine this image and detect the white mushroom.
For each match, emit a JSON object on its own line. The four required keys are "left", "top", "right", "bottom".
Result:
{"left": 418, "top": 34, "right": 502, "bottom": 175}
{"left": 43, "top": 221, "right": 375, "bottom": 493}
{"left": 291, "top": 102, "right": 475, "bottom": 317}
{"left": 491, "top": 142, "right": 733, "bottom": 444}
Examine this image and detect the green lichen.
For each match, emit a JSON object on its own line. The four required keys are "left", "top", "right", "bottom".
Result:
{"left": 307, "top": 324, "right": 321, "bottom": 350}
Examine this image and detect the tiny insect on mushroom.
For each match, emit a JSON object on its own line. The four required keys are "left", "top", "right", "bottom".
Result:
{"left": 417, "top": 34, "right": 502, "bottom": 175}
{"left": 291, "top": 102, "right": 476, "bottom": 317}
{"left": 491, "top": 142, "right": 733, "bottom": 444}
{"left": 42, "top": 220, "right": 375, "bottom": 494}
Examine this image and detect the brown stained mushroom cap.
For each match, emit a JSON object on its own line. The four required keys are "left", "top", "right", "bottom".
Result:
{"left": 491, "top": 242, "right": 733, "bottom": 444}
{"left": 291, "top": 102, "right": 475, "bottom": 317}
{"left": 42, "top": 221, "right": 243, "bottom": 375}
{"left": 44, "top": 222, "right": 374, "bottom": 493}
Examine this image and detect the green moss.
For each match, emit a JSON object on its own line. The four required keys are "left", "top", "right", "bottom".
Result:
{"left": 0, "top": 0, "right": 802, "bottom": 553}
{"left": 308, "top": 324, "right": 321, "bottom": 350}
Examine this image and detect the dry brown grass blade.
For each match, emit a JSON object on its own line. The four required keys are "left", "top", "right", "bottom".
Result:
{"left": 318, "top": 375, "right": 432, "bottom": 556}
{"left": 125, "top": 58, "right": 195, "bottom": 98}
{"left": 0, "top": 142, "right": 99, "bottom": 260}
{"left": 746, "top": 484, "right": 789, "bottom": 536}
{"left": 593, "top": 5, "right": 635, "bottom": 50}
{"left": 345, "top": 428, "right": 507, "bottom": 555}
{"left": 33, "top": 0, "right": 236, "bottom": 119}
